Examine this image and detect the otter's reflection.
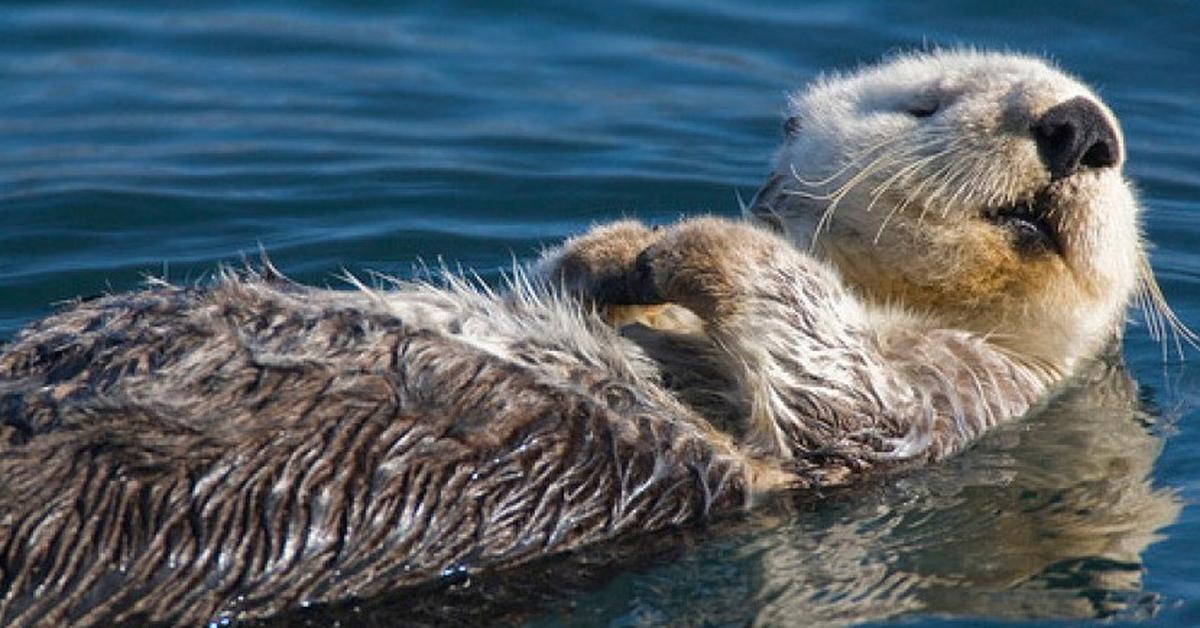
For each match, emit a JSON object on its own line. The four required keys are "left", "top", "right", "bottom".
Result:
{"left": 260, "top": 353, "right": 1179, "bottom": 626}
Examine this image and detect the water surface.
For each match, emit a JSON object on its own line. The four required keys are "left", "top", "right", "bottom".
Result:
{"left": 2, "top": 1, "right": 1199, "bottom": 625}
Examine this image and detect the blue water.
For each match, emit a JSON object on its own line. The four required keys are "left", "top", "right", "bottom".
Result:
{"left": 3, "top": 1, "right": 1200, "bottom": 625}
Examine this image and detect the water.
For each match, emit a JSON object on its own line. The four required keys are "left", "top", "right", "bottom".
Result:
{"left": 3, "top": 1, "right": 1199, "bottom": 625}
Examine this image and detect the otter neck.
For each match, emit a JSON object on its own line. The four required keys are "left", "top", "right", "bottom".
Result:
{"left": 807, "top": 233, "right": 1130, "bottom": 380}
{"left": 862, "top": 293, "right": 1132, "bottom": 399}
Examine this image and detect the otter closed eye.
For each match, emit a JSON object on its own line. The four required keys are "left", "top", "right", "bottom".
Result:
{"left": 906, "top": 102, "right": 939, "bottom": 117}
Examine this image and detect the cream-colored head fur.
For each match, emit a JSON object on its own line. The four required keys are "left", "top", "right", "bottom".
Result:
{"left": 747, "top": 49, "right": 1148, "bottom": 375}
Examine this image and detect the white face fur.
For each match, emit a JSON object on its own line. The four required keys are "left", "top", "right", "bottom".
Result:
{"left": 748, "top": 50, "right": 1145, "bottom": 374}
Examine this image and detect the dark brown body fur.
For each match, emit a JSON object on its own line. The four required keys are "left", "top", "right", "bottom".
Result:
{"left": 0, "top": 271, "right": 749, "bottom": 625}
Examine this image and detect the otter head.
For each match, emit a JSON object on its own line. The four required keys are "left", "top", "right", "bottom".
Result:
{"left": 747, "top": 50, "right": 1148, "bottom": 375}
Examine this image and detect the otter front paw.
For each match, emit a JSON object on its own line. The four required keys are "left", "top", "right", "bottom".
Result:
{"left": 632, "top": 217, "right": 787, "bottom": 321}
{"left": 536, "top": 220, "right": 666, "bottom": 305}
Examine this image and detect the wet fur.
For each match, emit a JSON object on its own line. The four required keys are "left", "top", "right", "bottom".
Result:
{"left": 541, "top": 218, "right": 1056, "bottom": 468}
{"left": 0, "top": 50, "right": 1172, "bottom": 624}
{"left": 0, "top": 272, "right": 753, "bottom": 624}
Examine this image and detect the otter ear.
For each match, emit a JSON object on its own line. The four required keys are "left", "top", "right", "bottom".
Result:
{"left": 783, "top": 116, "right": 802, "bottom": 138}
{"left": 742, "top": 173, "right": 787, "bottom": 233}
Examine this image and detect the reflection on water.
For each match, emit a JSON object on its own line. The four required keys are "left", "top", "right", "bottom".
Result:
{"left": 535, "top": 353, "right": 1179, "bottom": 626}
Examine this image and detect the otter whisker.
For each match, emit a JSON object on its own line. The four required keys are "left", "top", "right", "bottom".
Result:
{"left": 1135, "top": 284, "right": 1166, "bottom": 352}
{"left": 938, "top": 148, "right": 988, "bottom": 218}
{"left": 914, "top": 151, "right": 970, "bottom": 225}
{"left": 784, "top": 135, "right": 918, "bottom": 197}
{"left": 869, "top": 144, "right": 969, "bottom": 243}
{"left": 866, "top": 138, "right": 966, "bottom": 224}
{"left": 801, "top": 141, "right": 928, "bottom": 249}
{"left": 878, "top": 170, "right": 949, "bottom": 243}
{"left": 919, "top": 151, "right": 977, "bottom": 222}
{"left": 986, "top": 167, "right": 1014, "bottom": 209}
{"left": 817, "top": 137, "right": 944, "bottom": 204}
{"left": 942, "top": 150, "right": 987, "bottom": 215}
{"left": 783, "top": 138, "right": 917, "bottom": 201}
{"left": 788, "top": 134, "right": 907, "bottom": 187}
{"left": 944, "top": 146, "right": 993, "bottom": 203}
{"left": 1137, "top": 255, "right": 1199, "bottom": 360}
{"left": 920, "top": 144, "right": 972, "bottom": 203}
{"left": 866, "top": 138, "right": 962, "bottom": 207}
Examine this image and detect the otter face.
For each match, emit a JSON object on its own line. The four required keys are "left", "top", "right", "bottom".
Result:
{"left": 747, "top": 50, "right": 1143, "bottom": 372}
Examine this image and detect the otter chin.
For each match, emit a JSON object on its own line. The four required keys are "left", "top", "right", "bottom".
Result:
{"left": 0, "top": 50, "right": 1185, "bottom": 626}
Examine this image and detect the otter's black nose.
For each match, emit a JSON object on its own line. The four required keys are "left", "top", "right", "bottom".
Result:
{"left": 1033, "top": 96, "right": 1120, "bottom": 180}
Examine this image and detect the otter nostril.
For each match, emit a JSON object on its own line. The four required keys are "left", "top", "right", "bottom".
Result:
{"left": 1033, "top": 96, "right": 1120, "bottom": 180}
{"left": 1080, "top": 138, "right": 1116, "bottom": 169}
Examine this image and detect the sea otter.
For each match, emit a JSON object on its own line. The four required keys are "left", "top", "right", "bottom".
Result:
{"left": 0, "top": 50, "right": 1181, "bottom": 625}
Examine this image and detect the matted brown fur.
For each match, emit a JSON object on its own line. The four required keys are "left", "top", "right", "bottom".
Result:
{"left": 0, "top": 271, "right": 754, "bottom": 625}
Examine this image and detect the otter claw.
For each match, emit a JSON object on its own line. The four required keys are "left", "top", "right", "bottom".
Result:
{"left": 572, "top": 244, "right": 666, "bottom": 306}
{"left": 629, "top": 246, "right": 665, "bottom": 304}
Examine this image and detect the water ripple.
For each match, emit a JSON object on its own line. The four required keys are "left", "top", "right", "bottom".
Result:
{"left": 2, "top": 2, "right": 1200, "bottom": 626}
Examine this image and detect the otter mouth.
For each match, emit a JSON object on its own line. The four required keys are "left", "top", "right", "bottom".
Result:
{"left": 983, "top": 193, "right": 1062, "bottom": 256}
